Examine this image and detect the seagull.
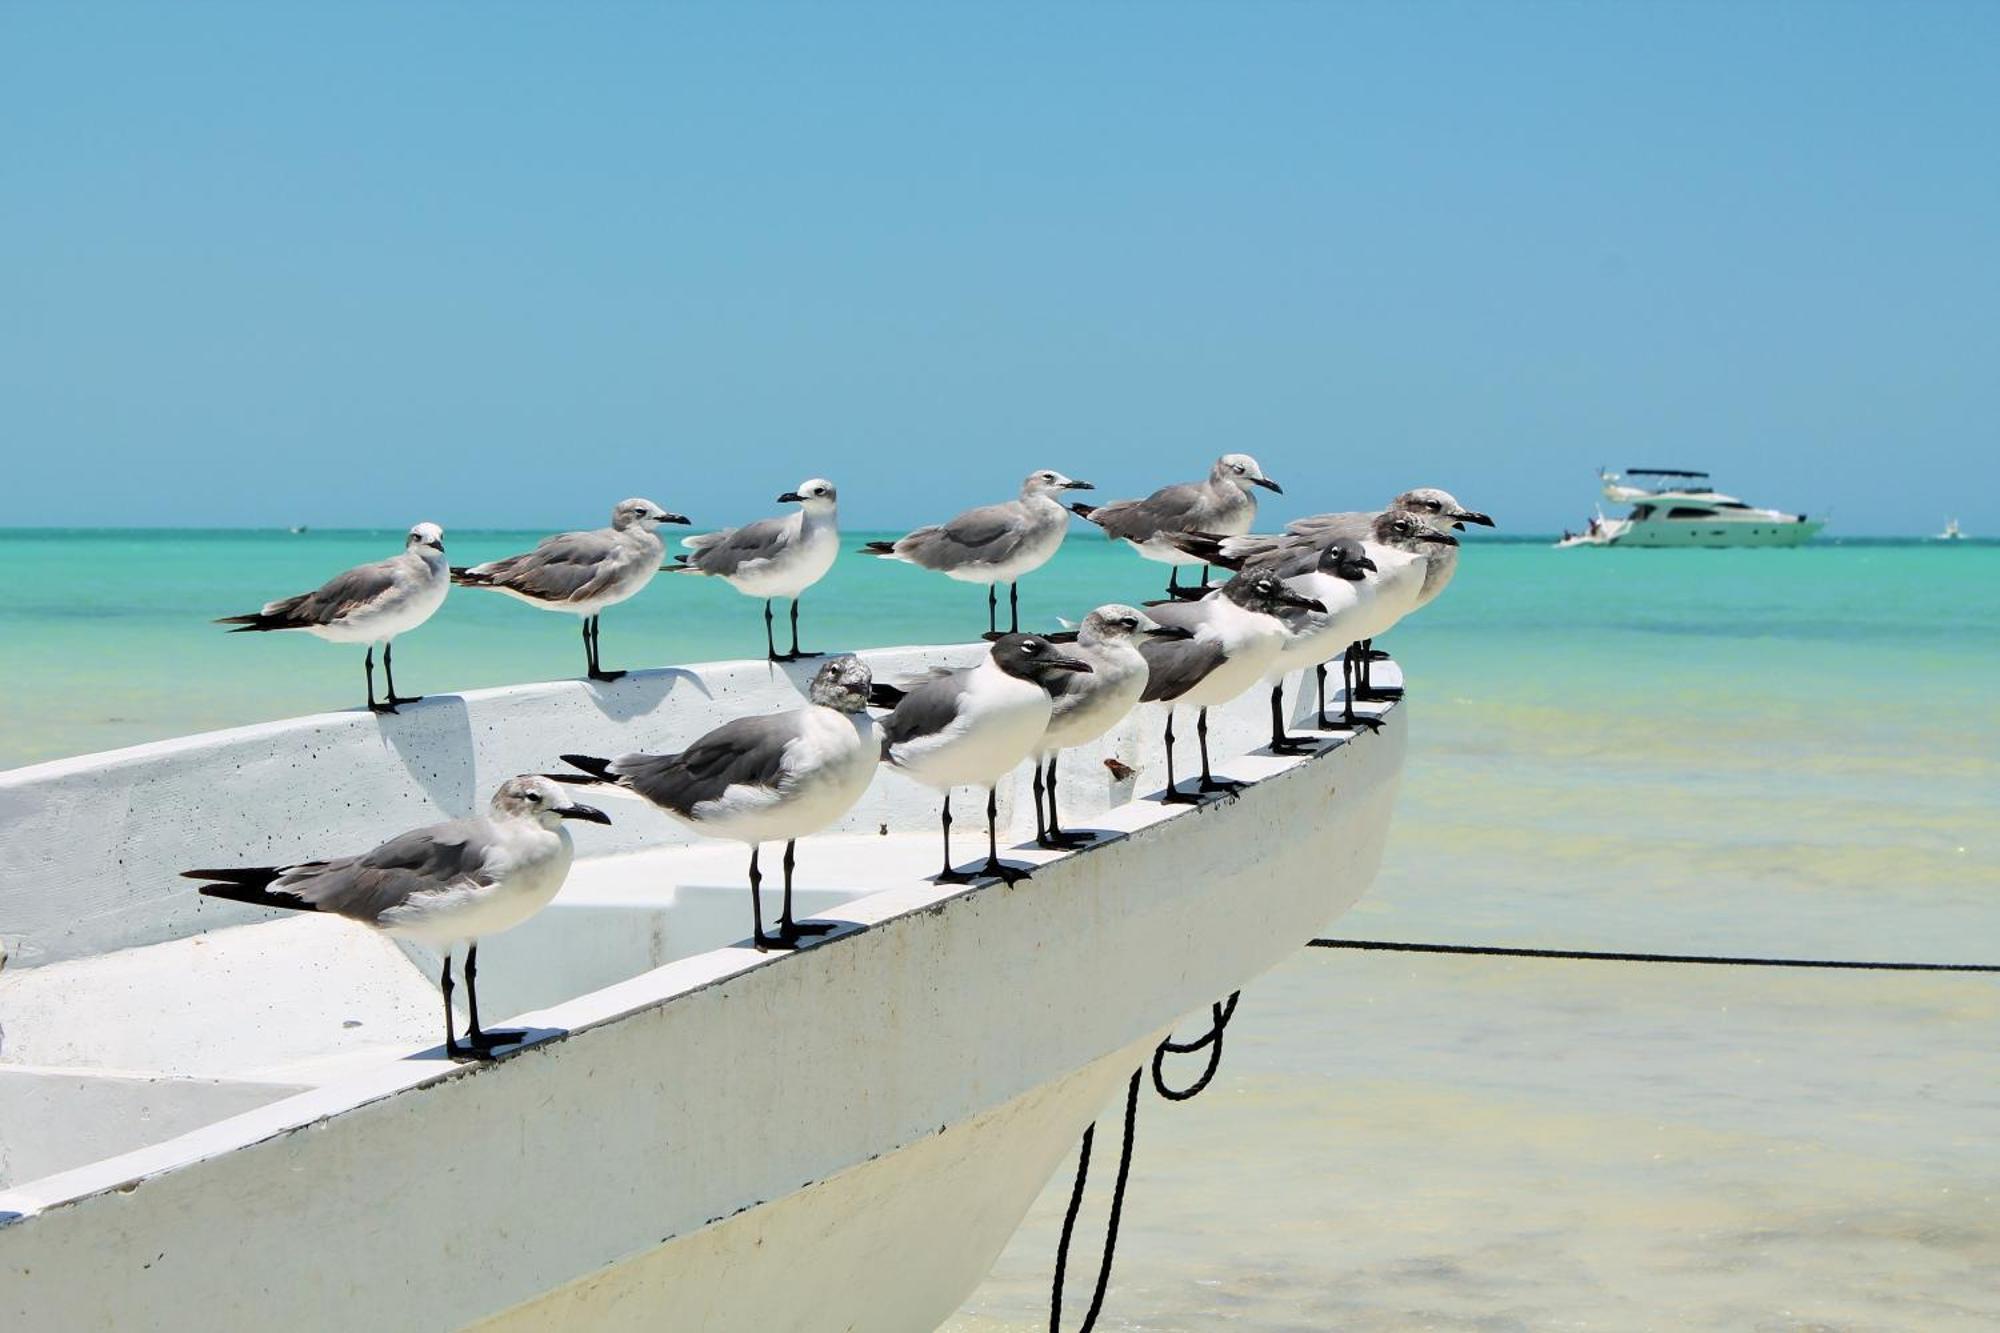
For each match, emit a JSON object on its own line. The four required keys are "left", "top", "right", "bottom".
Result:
{"left": 1283, "top": 487, "right": 1493, "bottom": 613}
{"left": 1258, "top": 539, "right": 1379, "bottom": 750}
{"left": 1178, "top": 510, "right": 1457, "bottom": 714}
{"left": 1071, "top": 454, "right": 1282, "bottom": 599}
{"left": 1136, "top": 569, "right": 1323, "bottom": 803}
{"left": 673, "top": 479, "right": 840, "bottom": 662}
{"left": 873, "top": 634, "right": 1092, "bottom": 884}
{"left": 558, "top": 655, "right": 878, "bottom": 952}
{"left": 1030, "top": 605, "right": 1181, "bottom": 848}
{"left": 183, "top": 775, "right": 611, "bottom": 1061}
{"left": 451, "top": 498, "right": 689, "bottom": 681}
{"left": 861, "top": 469, "right": 1094, "bottom": 635}
{"left": 216, "top": 523, "right": 449, "bottom": 714}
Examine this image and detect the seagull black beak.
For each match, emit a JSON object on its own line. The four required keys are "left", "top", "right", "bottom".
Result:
{"left": 1046, "top": 656, "right": 1094, "bottom": 673}
{"left": 1063, "top": 479, "right": 1096, "bottom": 490}
{"left": 777, "top": 491, "right": 805, "bottom": 503}
{"left": 1453, "top": 510, "right": 1495, "bottom": 527}
{"left": 1251, "top": 477, "right": 1284, "bottom": 493}
{"left": 1279, "top": 589, "right": 1327, "bottom": 611}
{"left": 660, "top": 512, "right": 692, "bottom": 526}
{"left": 1419, "top": 530, "right": 1460, "bottom": 546}
{"left": 559, "top": 802, "right": 612, "bottom": 824}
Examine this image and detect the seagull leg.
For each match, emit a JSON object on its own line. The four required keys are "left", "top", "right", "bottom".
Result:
{"left": 1160, "top": 709, "right": 1199, "bottom": 804}
{"left": 786, "top": 598, "right": 819, "bottom": 660}
{"left": 1196, "top": 707, "right": 1243, "bottom": 794}
{"left": 383, "top": 640, "right": 422, "bottom": 708}
{"left": 1340, "top": 646, "right": 1385, "bottom": 732}
{"left": 987, "top": 585, "right": 998, "bottom": 637}
{"left": 1166, "top": 565, "right": 1207, "bottom": 602}
{"left": 1313, "top": 662, "right": 1342, "bottom": 731}
{"left": 1354, "top": 636, "right": 1401, "bottom": 702}
{"left": 1009, "top": 581, "right": 1020, "bottom": 634}
{"left": 748, "top": 845, "right": 782, "bottom": 950}
{"left": 1268, "top": 682, "right": 1311, "bottom": 755}
{"left": 364, "top": 646, "right": 395, "bottom": 714}
{"left": 1045, "top": 755, "right": 1096, "bottom": 846}
{"left": 464, "top": 942, "right": 525, "bottom": 1050}
{"left": 440, "top": 954, "right": 479, "bottom": 1061}
{"left": 935, "top": 792, "right": 975, "bottom": 884}
{"left": 764, "top": 599, "right": 779, "bottom": 662}
{"left": 588, "top": 615, "right": 627, "bottom": 682}
{"left": 776, "top": 839, "right": 834, "bottom": 944}
{"left": 980, "top": 785, "right": 1028, "bottom": 884}
{"left": 1032, "top": 760, "right": 1051, "bottom": 848}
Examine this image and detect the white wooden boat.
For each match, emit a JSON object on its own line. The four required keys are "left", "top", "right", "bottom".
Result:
{"left": 1557, "top": 468, "right": 1825, "bottom": 547}
{"left": 0, "top": 645, "right": 1405, "bottom": 1331}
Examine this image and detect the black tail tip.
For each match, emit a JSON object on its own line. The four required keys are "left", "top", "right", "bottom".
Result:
{"left": 866, "top": 683, "right": 908, "bottom": 710}
{"left": 558, "top": 753, "right": 616, "bottom": 782}
{"left": 1069, "top": 502, "right": 1098, "bottom": 519}
{"left": 860, "top": 541, "right": 896, "bottom": 555}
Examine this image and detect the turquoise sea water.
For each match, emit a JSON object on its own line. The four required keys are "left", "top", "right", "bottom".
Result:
{"left": 4, "top": 530, "right": 1999, "bottom": 1327}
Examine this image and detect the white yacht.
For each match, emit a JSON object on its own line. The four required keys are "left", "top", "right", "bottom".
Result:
{"left": 0, "top": 646, "right": 1405, "bottom": 1332}
{"left": 1935, "top": 518, "right": 1966, "bottom": 541}
{"left": 1556, "top": 468, "right": 1825, "bottom": 548}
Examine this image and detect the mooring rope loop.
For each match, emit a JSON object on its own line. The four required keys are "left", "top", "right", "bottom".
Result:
{"left": 1049, "top": 991, "right": 1243, "bottom": 1332}
{"left": 1306, "top": 938, "right": 2000, "bottom": 973}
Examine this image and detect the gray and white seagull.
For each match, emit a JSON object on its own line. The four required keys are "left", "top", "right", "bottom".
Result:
{"left": 452, "top": 497, "right": 689, "bottom": 681}
{"left": 862, "top": 469, "right": 1094, "bottom": 635}
{"left": 216, "top": 521, "right": 450, "bottom": 714}
{"left": 674, "top": 478, "right": 841, "bottom": 662}
{"left": 873, "top": 634, "right": 1093, "bottom": 884}
{"left": 1072, "top": 453, "right": 1282, "bottom": 599}
{"left": 184, "top": 775, "right": 611, "bottom": 1061}
{"left": 559, "top": 655, "right": 879, "bottom": 951}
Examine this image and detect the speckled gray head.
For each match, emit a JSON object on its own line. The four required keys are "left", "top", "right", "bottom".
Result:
{"left": 1316, "top": 539, "right": 1376, "bottom": 580}
{"left": 807, "top": 654, "right": 873, "bottom": 712}
{"left": 492, "top": 774, "right": 612, "bottom": 825}
{"left": 611, "top": 497, "right": 692, "bottom": 530}
{"left": 1392, "top": 487, "right": 1493, "bottom": 529}
{"left": 1021, "top": 469, "right": 1095, "bottom": 497}
{"left": 1373, "top": 509, "right": 1459, "bottom": 551}
{"left": 406, "top": 522, "right": 445, "bottom": 553}
{"left": 1222, "top": 568, "right": 1325, "bottom": 614}
{"left": 777, "top": 478, "right": 838, "bottom": 509}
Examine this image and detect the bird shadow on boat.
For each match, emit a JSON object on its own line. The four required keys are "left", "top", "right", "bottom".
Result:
{"left": 401, "top": 1025, "right": 568, "bottom": 1064}
{"left": 578, "top": 667, "right": 706, "bottom": 724}
{"left": 367, "top": 695, "right": 480, "bottom": 815}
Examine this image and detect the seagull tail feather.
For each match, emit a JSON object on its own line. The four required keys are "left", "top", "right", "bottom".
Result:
{"left": 1068, "top": 501, "right": 1098, "bottom": 520}
{"left": 557, "top": 753, "right": 620, "bottom": 784}
{"left": 859, "top": 541, "right": 898, "bottom": 556}
{"left": 448, "top": 566, "right": 494, "bottom": 587}
{"left": 186, "top": 867, "right": 318, "bottom": 914}
{"left": 866, "top": 682, "right": 908, "bottom": 711}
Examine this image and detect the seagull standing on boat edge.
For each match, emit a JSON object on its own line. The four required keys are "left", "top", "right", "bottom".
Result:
{"left": 451, "top": 498, "right": 689, "bottom": 681}
{"left": 558, "top": 656, "right": 879, "bottom": 951}
{"left": 1137, "top": 569, "right": 1322, "bottom": 803}
{"left": 874, "top": 634, "right": 1092, "bottom": 884}
{"left": 673, "top": 479, "right": 841, "bottom": 662}
{"left": 1071, "top": 453, "right": 1281, "bottom": 599}
{"left": 861, "top": 469, "right": 1094, "bottom": 635}
{"left": 183, "top": 775, "right": 611, "bottom": 1061}
{"left": 1031, "top": 605, "right": 1182, "bottom": 848}
{"left": 216, "top": 522, "right": 449, "bottom": 714}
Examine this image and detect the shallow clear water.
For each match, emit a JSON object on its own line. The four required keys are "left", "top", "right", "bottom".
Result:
{"left": 3, "top": 531, "right": 1998, "bottom": 1328}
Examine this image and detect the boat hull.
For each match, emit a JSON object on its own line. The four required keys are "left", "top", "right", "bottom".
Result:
{"left": 0, "top": 651, "right": 1405, "bottom": 1332}
{"left": 1563, "top": 518, "right": 1824, "bottom": 548}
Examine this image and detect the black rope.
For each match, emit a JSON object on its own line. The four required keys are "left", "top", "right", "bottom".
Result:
{"left": 1307, "top": 938, "right": 2000, "bottom": 973}
{"left": 1049, "top": 993, "right": 1242, "bottom": 1332}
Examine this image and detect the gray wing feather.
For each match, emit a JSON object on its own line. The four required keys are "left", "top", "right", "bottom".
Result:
{"left": 881, "top": 671, "right": 973, "bottom": 750}
{"left": 1138, "top": 636, "right": 1228, "bottom": 702}
{"left": 474, "top": 529, "right": 624, "bottom": 602}
{"left": 274, "top": 820, "right": 494, "bottom": 925}
{"left": 1283, "top": 510, "right": 1374, "bottom": 539}
{"left": 1084, "top": 483, "right": 1209, "bottom": 541}
{"left": 894, "top": 502, "right": 1028, "bottom": 570}
{"left": 681, "top": 516, "right": 793, "bottom": 577}
{"left": 610, "top": 714, "right": 800, "bottom": 815}
{"left": 263, "top": 559, "right": 400, "bottom": 624}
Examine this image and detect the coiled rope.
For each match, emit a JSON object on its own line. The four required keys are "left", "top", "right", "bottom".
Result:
{"left": 1049, "top": 990, "right": 1241, "bottom": 1333}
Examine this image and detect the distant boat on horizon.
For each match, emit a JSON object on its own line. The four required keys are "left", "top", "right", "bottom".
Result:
{"left": 1556, "top": 468, "right": 1825, "bottom": 549}
{"left": 1934, "top": 517, "right": 1966, "bottom": 541}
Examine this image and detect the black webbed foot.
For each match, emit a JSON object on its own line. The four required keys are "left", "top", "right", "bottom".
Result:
{"left": 386, "top": 694, "right": 424, "bottom": 708}
{"left": 588, "top": 668, "right": 628, "bottom": 683}
{"left": 1267, "top": 738, "right": 1315, "bottom": 756}
{"left": 468, "top": 1028, "right": 527, "bottom": 1051}
{"left": 368, "top": 701, "right": 400, "bottom": 715}
{"left": 933, "top": 868, "right": 978, "bottom": 885}
{"left": 1159, "top": 787, "right": 1204, "bottom": 805}
{"left": 1319, "top": 711, "right": 1384, "bottom": 733}
{"left": 779, "top": 921, "right": 838, "bottom": 944}
{"left": 445, "top": 1040, "right": 496, "bottom": 1063}
{"left": 1198, "top": 777, "right": 1245, "bottom": 795}
{"left": 980, "top": 858, "right": 1030, "bottom": 885}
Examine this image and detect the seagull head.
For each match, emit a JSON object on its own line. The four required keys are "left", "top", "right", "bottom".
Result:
{"left": 1392, "top": 487, "right": 1493, "bottom": 531}
{"left": 1022, "top": 469, "right": 1094, "bottom": 498}
{"left": 1080, "top": 604, "right": 1183, "bottom": 644}
{"left": 613, "top": 498, "right": 692, "bottom": 532}
{"left": 1316, "top": 538, "right": 1376, "bottom": 581}
{"left": 990, "top": 633, "right": 1093, "bottom": 683}
{"left": 1215, "top": 453, "right": 1282, "bottom": 494}
{"left": 1225, "top": 569, "right": 1324, "bottom": 616}
{"left": 493, "top": 775, "right": 612, "bottom": 828}
{"left": 777, "top": 478, "right": 838, "bottom": 511}
{"left": 1374, "top": 510, "right": 1459, "bottom": 552}
{"left": 807, "top": 654, "right": 874, "bottom": 713}
{"left": 406, "top": 522, "right": 446, "bottom": 554}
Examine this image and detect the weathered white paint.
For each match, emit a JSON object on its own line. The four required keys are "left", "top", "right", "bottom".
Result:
{"left": 0, "top": 647, "right": 1405, "bottom": 1330}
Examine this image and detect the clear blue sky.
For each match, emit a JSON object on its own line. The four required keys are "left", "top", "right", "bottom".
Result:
{"left": 4, "top": 2, "right": 1994, "bottom": 535}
